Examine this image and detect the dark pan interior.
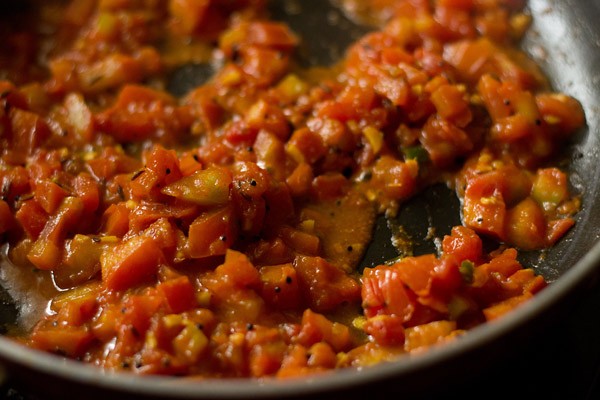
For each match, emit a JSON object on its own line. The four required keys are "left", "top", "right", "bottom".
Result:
{"left": 0, "top": 0, "right": 599, "bottom": 398}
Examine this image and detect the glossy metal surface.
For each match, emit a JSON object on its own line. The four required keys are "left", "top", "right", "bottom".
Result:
{"left": 0, "top": 0, "right": 600, "bottom": 398}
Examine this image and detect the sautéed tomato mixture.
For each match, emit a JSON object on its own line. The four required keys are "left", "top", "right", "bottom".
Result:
{"left": 0, "top": 0, "right": 585, "bottom": 378}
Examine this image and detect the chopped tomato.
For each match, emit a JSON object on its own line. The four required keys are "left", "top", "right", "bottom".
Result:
{"left": 0, "top": 0, "right": 580, "bottom": 380}
{"left": 101, "top": 235, "right": 164, "bottom": 290}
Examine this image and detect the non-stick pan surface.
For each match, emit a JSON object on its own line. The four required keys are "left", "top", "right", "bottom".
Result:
{"left": 1, "top": 0, "right": 600, "bottom": 398}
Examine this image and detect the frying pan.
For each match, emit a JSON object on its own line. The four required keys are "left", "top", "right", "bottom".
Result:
{"left": 1, "top": 0, "right": 600, "bottom": 398}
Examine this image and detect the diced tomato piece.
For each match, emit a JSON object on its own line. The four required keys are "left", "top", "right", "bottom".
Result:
{"left": 421, "top": 115, "right": 473, "bottom": 167}
{"left": 183, "top": 86, "right": 223, "bottom": 132}
{"left": 505, "top": 268, "right": 547, "bottom": 295}
{"left": 279, "top": 226, "right": 320, "bottom": 256}
{"left": 157, "top": 276, "right": 197, "bottom": 313}
{"left": 239, "top": 46, "right": 290, "bottom": 87}
{"left": 364, "top": 315, "right": 406, "bottom": 346}
{"left": 430, "top": 256, "right": 463, "bottom": 299}
{"left": 215, "top": 249, "right": 261, "bottom": 289}
{"left": 462, "top": 171, "right": 507, "bottom": 240}
{"left": 536, "top": 93, "right": 585, "bottom": 135}
{"left": 30, "top": 326, "right": 95, "bottom": 357}
{"left": 28, "top": 197, "right": 85, "bottom": 270}
{"left": 169, "top": 0, "right": 211, "bottom": 35}
{"left": 486, "top": 248, "right": 522, "bottom": 279}
{"left": 297, "top": 309, "right": 352, "bottom": 352}
{"left": 444, "top": 39, "right": 495, "bottom": 82}
{"left": 96, "top": 85, "right": 190, "bottom": 143}
{"left": 162, "top": 166, "right": 232, "bottom": 205}
{"left": 245, "top": 99, "right": 290, "bottom": 141}
{"left": 102, "top": 203, "right": 130, "bottom": 237}
{"left": 286, "top": 127, "right": 327, "bottom": 165}
{"left": 78, "top": 54, "right": 143, "bottom": 93}
{"left": 128, "top": 202, "right": 198, "bottom": 234}
{"left": 73, "top": 173, "right": 100, "bottom": 213}
{"left": 178, "top": 151, "right": 203, "bottom": 177}
{"left": 393, "top": 255, "right": 437, "bottom": 296}
{"left": 245, "top": 22, "right": 299, "bottom": 50}
{"left": 101, "top": 235, "right": 164, "bottom": 290}
{"left": 442, "top": 225, "right": 483, "bottom": 263}
{"left": 15, "top": 199, "right": 48, "bottom": 239}
{"left": 9, "top": 108, "right": 51, "bottom": 156}
{"left": 296, "top": 255, "right": 361, "bottom": 312}
{"left": 492, "top": 114, "right": 532, "bottom": 142}
{"left": 119, "top": 292, "right": 164, "bottom": 337}
{"left": 362, "top": 266, "right": 414, "bottom": 321}
{"left": 370, "top": 156, "right": 419, "bottom": 201}
{"left": 505, "top": 197, "right": 547, "bottom": 250}
{"left": 430, "top": 84, "right": 472, "bottom": 127}
{"left": 259, "top": 263, "right": 301, "bottom": 310}
{"left": 187, "top": 206, "right": 237, "bottom": 258}
{"left": 404, "top": 320, "right": 457, "bottom": 352}
{"left": 286, "top": 162, "right": 313, "bottom": 197}
{"left": 219, "top": 21, "right": 297, "bottom": 56}
{"left": 483, "top": 292, "right": 533, "bottom": 321}
{"left": 531, "top": 168, "right": 569, "bottom": 211}
{"left": 0, "top": 200, "right": 15, "bottom": 234}
{"left": 311, "top": 173, "right": 351, "bottom": 201}
{"left": 64, "top": 92, "right": 93, "bottom": 142}
{"left": 546, "top": 217, "right": 575, "bottom": 246}
{"left": 34, "top": 180, "right": 67, "bottom": 215}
